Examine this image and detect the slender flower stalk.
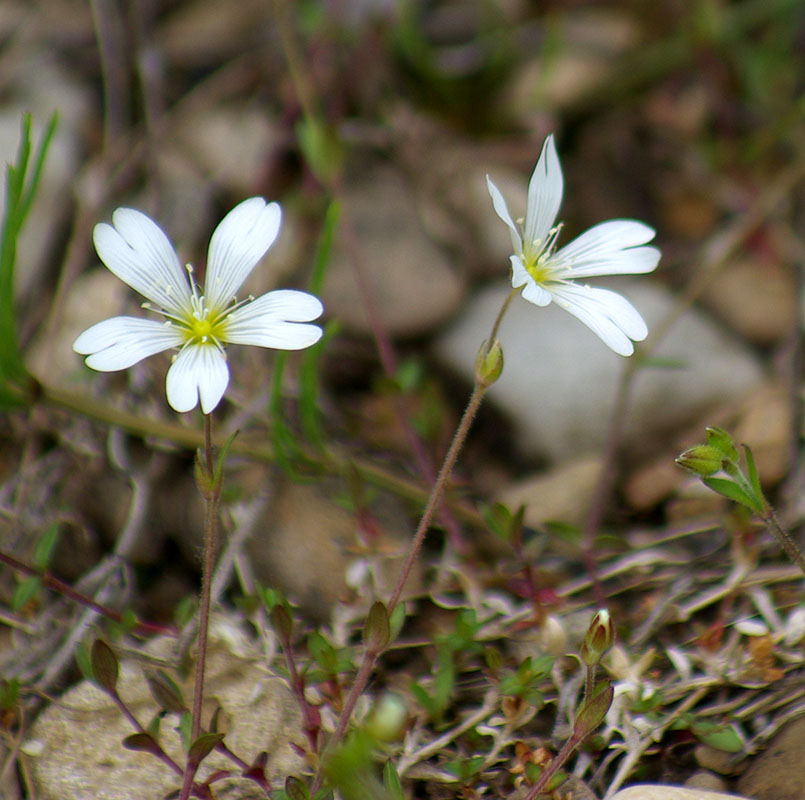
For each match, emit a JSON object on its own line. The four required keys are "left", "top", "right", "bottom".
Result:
{"left": 74, "top": 197, "right": 324, "bottom": 413}
{"left": 486, "top": 134, "right": 661, "bottom": 356}
{"left": 72, "top": 198, "right": 324, "bottom": 800}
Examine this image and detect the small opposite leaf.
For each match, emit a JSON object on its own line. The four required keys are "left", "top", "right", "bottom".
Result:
{"left": 188, "top": 732, "right": 225, "bottom": 767}
{"left": 122, "top": 732, "right": 161, "bottom": 755}
{"left": 573, "top": 681, "right": 613, "bottom": 740}
{"left": 271, "top": 603, "right": 293, "bottom": 640}
{"left": 285, "top": 775, "right": 312, "bottom": 800}
{"left": 364, "top": 601, "right": 390, "bottom": 652}
{"left": 91, "top": 639, "right": 119, "bottom": 695}
{"left": 145, "top": 670, "right": 186, "bottom": 714}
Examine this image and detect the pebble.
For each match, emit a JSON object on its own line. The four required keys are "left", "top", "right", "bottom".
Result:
{"left": 322, "top": 163, "right": 466, "bottom": 337}
{"left": 433, "top": 282, "right": 764, "bottom": 463}
{"left": 736, "top": 715, "right": 805, "bottom": 800}
{"left": 27, "top": 619, "right": 304, "bottom": 800}
{"left": 496, "top": 455, "right": 602, "bottom": 529}
{"left": 610, "top": 786, "right": 751, "bottom": 800}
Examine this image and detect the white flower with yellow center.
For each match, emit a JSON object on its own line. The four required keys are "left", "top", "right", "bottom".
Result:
{"left": 73, "top": 197, "right": 324, "bottom": 414}
{"left": 486, "top": 134, "right": 661, "bottom": 356}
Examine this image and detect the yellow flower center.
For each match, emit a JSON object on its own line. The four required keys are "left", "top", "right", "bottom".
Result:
{"left": 191, "top": 317, "right": 214, "bottom": 340}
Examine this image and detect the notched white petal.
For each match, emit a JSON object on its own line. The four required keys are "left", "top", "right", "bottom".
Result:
{"left": 556, "top": 220, "right": 660, "bottom": 278}
{"left": 93, "top": 210, "right": 191, "bottom": 313}
{"left": 165, "top": 345, "right": 230, "bottom": 414}
{"left": 550, "top": 284, "right": 648, "bottom": 356}
{"left": 73, "top": 316, "right": 183, "bottom": 371}
{"left": 205, "top": 197, "right": 282, "bottom": 311}
{"left": 223, "top": 289, "right": 324, "bottom": 350}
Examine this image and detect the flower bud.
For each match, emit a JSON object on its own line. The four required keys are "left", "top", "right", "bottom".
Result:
{"left": 474, "top": 338, "right": 504, "bottom": 388}
{"left": 675, "top": 445, "right": 725, "bottom": 477}
{"left": 580, "top": 609, "right": 615, "bottom": 666}
{"left": 705, "top": 427, "right": 739, "bottom": 462}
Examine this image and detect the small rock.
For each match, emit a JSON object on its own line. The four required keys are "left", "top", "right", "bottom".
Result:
{"left": 732, "top": 383, "right": 790, "bottom": 488}
{"left": 28, "top": 619, "right": 305, "bottom": 800}
{"left": 610, "top": 785, "right": 751, "bottom": 800}
{"left": 694, "top": 744, "right": 740, "bottom": 775}
{"left": 511, "top": 10, "right": 639, "bottom": 111}
{"left": 322, "top": 163, "right": 466, "bottom": 337}
{"left": 700, "top": 256, "right": 797, "bottom": 345}
{"left": 433, "top": 283, "right": 764, "bottom": 463}
{"left": 172, "top": 103, "right": 280, "bottom": 198}
{"left": 684, "top": 772, "right": 728, "bottom": 793}
{"left": 247, "top": 476, "right": 420, "bottom": 621}
{"left": 496, "top": 455, "right": 602, "bottom": 528}
{"left": 736, "top": 715, "right": 805, "bottom": 800}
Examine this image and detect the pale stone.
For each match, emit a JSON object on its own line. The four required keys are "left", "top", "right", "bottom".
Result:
{"left": 610, "top": 785, "right": 751, "bottom": 800}
{"left": 496, "top": 455, "right": 602, "bottom": 528}
{"left": 28, "top": 620, "right": 304, "bottom": 800}
{"left": 322, "top": 164, "right": 466, "bottom": 337}
{"left": 433, "top": 283, "right": 764, "bottom": 463}
{"left": 736, "top": 716, "right": 805, "bottom": 800}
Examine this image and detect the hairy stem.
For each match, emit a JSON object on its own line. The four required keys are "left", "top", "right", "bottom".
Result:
{"left": 179, "top": 413, "right": 220, "bottom": 800}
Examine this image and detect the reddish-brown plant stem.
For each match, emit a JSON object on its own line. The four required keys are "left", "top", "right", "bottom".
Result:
{"left": 0, "top": 549, "right": 175, "bottom": 636}
{"left": 179, "top": 413, "right": 221, "bottom": 800}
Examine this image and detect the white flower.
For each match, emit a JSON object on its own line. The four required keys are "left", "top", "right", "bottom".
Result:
{"left": 486, "top": 134, "right": 661, "bottom": 356}
{"left": 74, "top": 197, "right": 324, "bottom": 414}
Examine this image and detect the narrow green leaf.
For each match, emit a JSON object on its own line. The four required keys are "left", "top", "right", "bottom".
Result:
{"left": 742, "top": 444, "right": 765, "bottom": 509}
{"left": 32, "top": 524, "right": 60, "bottom": 570}
{"left": 212, "top": 429, "right": 239, "bottom": 489}
{"left": 383, "top": 760, "right": 404, "bottom": 800}
{"left": 702, "top": 477, "right": 762, "bottom": 512}
{"left": 12, "top": 576, "right": 40, "bottom": 612}
{"left": 179, "top": 710, "right": 193, "bottom": 752}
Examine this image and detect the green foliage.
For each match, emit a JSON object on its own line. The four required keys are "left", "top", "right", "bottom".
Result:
{"left": 145, "top": 670, "right": 186, "bottom": 714}
{"left": 443, "top": 754, "right": 486, "bottom": 783}
{"left": 321, "top": 730, "right": 395, "bottom": 800}
{"left": 410, "top": 644, "right": 454, "bottom": 724}
{"left": 13, "top": 524, "right": 61, "bottom": 612}
{"left": 90, "top": 639, "right": 119, "bottom": 695}
{"left": 364, "top": 601, "right": 390, "bottom": 652}
{"left": 383, "top": 760, "right": 404, "bottom": 800}
{"left": 0, "top": 112, "right": 58, "bottom": 407}
{"left": 307, "top": 631, "right": 354, "bottom": 681}
{"left": 0, "top": 678, "right": 20, "bottom": 711}
{"left": 676, "top": 428, "right": 768, "bottom": 515}
{"left": 498, "top": 655, "right": 554, "bottom": 707}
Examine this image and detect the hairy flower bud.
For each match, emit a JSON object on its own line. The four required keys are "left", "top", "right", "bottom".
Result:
{"left": 580, "top": 609, "right": 615, "bottom": 666}
{"left": 474, "top": 338, "right": 504, "bottom": 388}
{"left": 675, "top": 445, "right": 725, "bottom": 477}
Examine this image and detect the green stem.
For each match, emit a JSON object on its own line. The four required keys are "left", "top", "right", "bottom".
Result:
{"left": 762, "top": 507, "right": 805, "bottom": 576}
{"left": 179, "top": 413, "right": 220, "bottom": 800}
